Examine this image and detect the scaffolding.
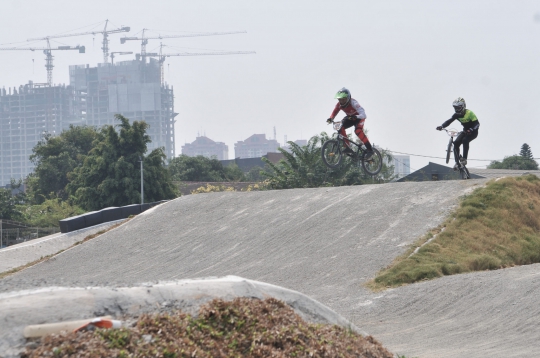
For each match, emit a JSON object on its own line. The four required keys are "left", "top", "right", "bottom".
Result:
{"left": 0, "top": 82, "right": 79, "bottom": 185}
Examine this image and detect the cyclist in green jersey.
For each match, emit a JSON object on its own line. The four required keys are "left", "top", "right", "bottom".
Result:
{"left": 436, "top": 97, "right": 480, "bottom": 170}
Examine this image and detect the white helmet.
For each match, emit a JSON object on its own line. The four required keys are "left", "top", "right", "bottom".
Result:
{"left": 452, "top": 97, "right": 466, "bottom": 114}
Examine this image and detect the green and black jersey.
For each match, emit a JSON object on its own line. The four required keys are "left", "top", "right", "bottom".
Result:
{"left": 442, "top": 109, "right": 480, "bottom": 131}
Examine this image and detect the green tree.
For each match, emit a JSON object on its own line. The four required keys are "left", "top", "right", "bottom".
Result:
{"left": 0, "top": 179, "right": 26, "bottom": 220}
{"left": 168, "top": 155, "right": 245, "bottom": 182}
{"left": 261, "top": 133, "right": 394, "bottom": 189}
{"left": 520, "top": 143, "right": 534, "bottom": 160}
{"left": 245, "top": 165, "right": 266, "bottom": 182}
{"left": 223, "top": 163, "right": 246, "bottom": 181}
{"left": 488, "top": 144, "right": 538, "bottom": 170}
{"left": 27, "top": 125, "right": 98, "bottom": 203}
{"left": 488, "top": 155, "right": 539, "bottom": 170}
{"left": 66, "top": 115, "right": 177, "bottom": 211}
{"left": 18, "top": 197, "right": 85, "bottom": 228}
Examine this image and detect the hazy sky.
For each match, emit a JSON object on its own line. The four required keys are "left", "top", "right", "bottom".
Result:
{"left": 1, "top": 1, "right": 539, "bottom": 171}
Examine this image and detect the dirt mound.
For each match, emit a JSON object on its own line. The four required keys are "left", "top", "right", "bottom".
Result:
{"left": 23, "top": 298, "right": 393, "bottom": 358}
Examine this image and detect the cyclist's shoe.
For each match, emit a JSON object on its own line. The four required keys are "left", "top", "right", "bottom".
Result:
{"left": 453, "top": 163, "right": 460, "bottom": 171}
{"left": 460, "top": 158, "right": 467, "bottom": 166}
{"left": 343, "top": 147, "right": 354, "bottom": 156}
{"left": 364, "top": 150, "right": 374, "bottom": 160}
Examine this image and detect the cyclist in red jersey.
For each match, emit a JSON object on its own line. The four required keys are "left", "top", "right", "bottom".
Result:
{"left": 326, "top": 88, "right": 374, "bottom": 159}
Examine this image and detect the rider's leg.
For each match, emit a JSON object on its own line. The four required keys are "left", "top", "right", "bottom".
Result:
{"left": 339, "top": 119, "right": 355, "bottom": 154}
{"left": 452, "top": 133, "right": 465, "bottom": 170}
{"left": 354, "top": 121, "right": 374, "bottom": 158}
{"left": 461, "top": 130, "right": 478, "bottom": 163}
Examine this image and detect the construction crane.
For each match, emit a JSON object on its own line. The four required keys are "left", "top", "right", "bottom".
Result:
{"left": 143, "top": 45, "right": 256, "bottom": 85}
{"left": 27, "top": 20, "right": 130, "bottom": 64}
{"left": 0, "top": 40, "right": 85, "bottom": 86}
{"left": 110, "top": 51, "right": 133, "bottom": 64}
{"left": 120, "top": 29, "right": 247, "bottom": 63}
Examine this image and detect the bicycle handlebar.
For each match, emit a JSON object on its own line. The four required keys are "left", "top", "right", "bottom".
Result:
{"left": 441, "top": 128, "right": 461, "bottom": 137}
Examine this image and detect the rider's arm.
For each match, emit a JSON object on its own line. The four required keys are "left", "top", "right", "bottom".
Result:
{"left": 441, "top": 116, "right": 456, "bottom": 128}
{"left": 330, "top": 103, "right": 341, "bottom": 119}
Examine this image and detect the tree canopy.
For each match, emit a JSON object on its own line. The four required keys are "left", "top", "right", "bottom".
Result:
{"left": 0, "top": 180, "right": 26, "bottom": 220}
{"left": 27, "top": 125, "right": 98, "bottom": 203}
{"left": 488, "top": 143, "right": 538, "bottom": 170}
{"left": 519, "top": 143, "right": 534, "bottom": 161}
{"left": 65, "top": 115, "right": 177, "bottom": 211}
{"left": 168, "top": 155, "right": 245, "bottom": 182}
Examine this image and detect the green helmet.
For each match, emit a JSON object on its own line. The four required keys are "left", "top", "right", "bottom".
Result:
{"left": 334, "top": 87, "right": 351, "bottom": 107}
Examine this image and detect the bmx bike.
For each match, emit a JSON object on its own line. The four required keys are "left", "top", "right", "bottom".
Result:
{"left": 442, "top": 128, "right": 470, "bottom": 180}
{"left": 321, "top": 120, "right": 383, "bottom": 176}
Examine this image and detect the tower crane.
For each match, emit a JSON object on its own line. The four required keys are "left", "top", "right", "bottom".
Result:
{"left": 110, "top": 51, "right": 133, "bottom": 64}
{"left": 27, "top": 20, "right": 130, "bottom": 64}
{"left": 143, "top": 44, "right": 256, "bottom": 85}
{"left": 0, "top": 40, "right": 85, "bottom": 86}
{"left": 120, "top": 29, "right": 247, "bottom": 63}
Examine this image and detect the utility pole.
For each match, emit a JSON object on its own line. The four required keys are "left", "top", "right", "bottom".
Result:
{"left": 139, "top": 156, "right": 144, "bottom": 204}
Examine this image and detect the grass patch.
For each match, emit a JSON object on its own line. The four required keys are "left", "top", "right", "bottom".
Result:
{"left": 22, "top": 297, "right": 394, "bottom": 358}
{"left": 369, "top": 175, "right": 540, "bottom": 289}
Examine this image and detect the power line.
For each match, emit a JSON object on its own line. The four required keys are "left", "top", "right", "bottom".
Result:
{"left": 387, "top": 150, "right": 540, "bottom": 163}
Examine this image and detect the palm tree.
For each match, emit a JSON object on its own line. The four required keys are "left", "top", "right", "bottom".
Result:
{"left": 262, "top": 132, "right": 396, "bottom": 189}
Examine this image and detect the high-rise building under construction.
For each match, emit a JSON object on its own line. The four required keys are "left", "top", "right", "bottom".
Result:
{"left": 0, "top": 58, "right": 176, "bottom": 186}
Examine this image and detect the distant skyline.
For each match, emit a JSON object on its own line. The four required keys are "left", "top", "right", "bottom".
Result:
{"left": 1, "top": 1, "right": 539, "bottom": 172}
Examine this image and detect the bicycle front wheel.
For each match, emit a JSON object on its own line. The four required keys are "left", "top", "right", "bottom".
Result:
{"left": 321, "top": 139, "right": 343, "bottom": 169}
{"left": 362, "top": 148, "right": 383, "bottom": 176}
{"left": 446, "top": 138, "right": 453, "bottom": 164}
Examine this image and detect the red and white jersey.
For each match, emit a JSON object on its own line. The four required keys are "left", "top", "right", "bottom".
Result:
{"left": 330, "top": 98, "right": 366, "bottom": 120}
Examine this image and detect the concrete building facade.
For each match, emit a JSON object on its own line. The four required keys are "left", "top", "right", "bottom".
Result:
{"left": 392, "top": 154, "right": 411, "bottom": 178}
{"left": 234, "top": 134, "right": 280, "bottom": 159}
{"left": 0, "top": 59, "right": 176, "bottom": 185}
{"left": 181, "top": 136, "right": 229, "bottom": 160}
{"left": 0, "top": 82, "right": 79, "bottom": 186}
{"left": 69, "top": 59, "right": 176, "bottom": 158}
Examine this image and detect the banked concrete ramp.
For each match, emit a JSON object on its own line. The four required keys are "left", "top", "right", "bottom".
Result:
{"left": 2, "top": 179, "right": 540, "bottom": 357}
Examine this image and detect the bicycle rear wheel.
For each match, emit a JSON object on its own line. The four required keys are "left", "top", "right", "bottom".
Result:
{"left": 362, "top": 148, "right": 383, "bottom": 176}
{"left": 321, "top": 139, "right": 343, "bottom": 169}
{"left": 460, "top": 165, "right": 470, "bottom": 180}
{"left": 446, "top": 138, "right": 453, "bottom": 164}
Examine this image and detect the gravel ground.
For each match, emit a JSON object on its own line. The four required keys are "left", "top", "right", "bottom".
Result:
{"left": 3, "top": 179, "right": 539, "bottom": 357}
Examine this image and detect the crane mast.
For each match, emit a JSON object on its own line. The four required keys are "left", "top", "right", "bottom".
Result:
{"left": 0, "top": 40, "right": 85, "bottom": 86}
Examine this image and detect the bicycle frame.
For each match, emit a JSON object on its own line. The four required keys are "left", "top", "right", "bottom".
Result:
{"left": 443, "top": 128, "right": 460, "bottom": 164}
{"left": 331, "top": 121, "right": 366, "bottom": 158}
{"left": 322, "top": 120, "right": 383, "bottom": 175}
{"left": 442, "top": 128, "right": 470, "bottom": 179}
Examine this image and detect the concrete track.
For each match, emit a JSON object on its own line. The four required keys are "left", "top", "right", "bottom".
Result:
{"left": 2, "top": 179, "right": 539, "bottom": 357}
